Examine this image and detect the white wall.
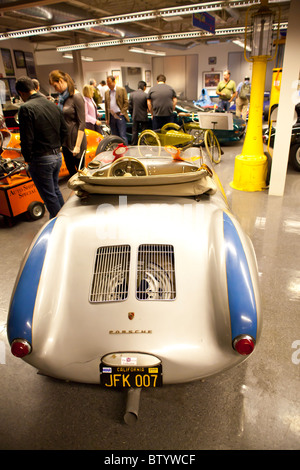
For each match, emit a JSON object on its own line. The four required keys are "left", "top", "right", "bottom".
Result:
{"left": 34, "top": 45, "right": 152, "bottom": 94}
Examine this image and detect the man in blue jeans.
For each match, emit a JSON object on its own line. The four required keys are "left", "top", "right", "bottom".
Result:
{"left": 105, "top": 75, "right": 129, "bottom": 144}
{"left": 16, "top": 76, "right": 68, "bottom": 219}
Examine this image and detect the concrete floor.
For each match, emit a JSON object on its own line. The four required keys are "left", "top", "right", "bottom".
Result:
{"left": 0, "top": 140, "right": 299, "bottom": 450}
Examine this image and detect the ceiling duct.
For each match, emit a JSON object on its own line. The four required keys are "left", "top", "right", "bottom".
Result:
{"left": 12, "top": 7, "right": 53, "bottom": 21}
{"left": 223, "top": 7, "right": 240, "bottom": 21}
{"left": 0, "top": 2, "right": 127, "bottom": 38}
{"left": 0, "top": 1, "right": 90, "bottom": 22}
{"left": 85, "top": 26, "right": 125, "bottom": 38}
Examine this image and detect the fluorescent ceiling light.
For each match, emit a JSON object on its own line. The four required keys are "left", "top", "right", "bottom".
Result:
{"left": 233, "top": 39, "right": 252, "bottom": 51}
{"left": 129, "top": 47, "right": 166, "bottom": 56}
{"left": 162, "top": 16, "right": 183, "bottom": 22}
{"left": 63, "top": 53, "right": 93, "bottom": 61}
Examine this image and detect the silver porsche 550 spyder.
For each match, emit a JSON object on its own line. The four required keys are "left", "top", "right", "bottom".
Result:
{"left": 7, "top": 144, "right": 261, "bottom": 421}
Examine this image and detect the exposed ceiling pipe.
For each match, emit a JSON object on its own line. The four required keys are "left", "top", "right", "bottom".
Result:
{"left": 85, "top": 26, "right": 125, "bottom": 38}
{"left": 5, "top": 4, "right": 129, "bottom": 39}
{"left": 0, "top": 3, "right": 128, "bottom": 38}
{"left": 12, "top": 7, "right": 53, "bottom": 21}
{"left": 223, "top": 6, "right": 240, "bottom": 21}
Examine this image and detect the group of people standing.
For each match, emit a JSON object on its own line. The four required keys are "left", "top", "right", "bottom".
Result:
{"left": 15, "top": 69, "right": 250, "bottom": 222}
{"left": 101, "top": 73, "right": 177, "bottom": 146}
{"left": 16, "top": 71, "right": 87, "bottom": 221}
{"left": 15, "top": 71, "right": 177, "bottom": 222}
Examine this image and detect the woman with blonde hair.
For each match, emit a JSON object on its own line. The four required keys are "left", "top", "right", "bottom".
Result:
{"left": 83, "top": 84, "right": 102, "bottom": 134}
{"left": 49, "top": 70, "right": 87, "bottom": 176}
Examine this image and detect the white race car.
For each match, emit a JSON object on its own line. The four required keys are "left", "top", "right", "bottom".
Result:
{"left": 7, "top": 143, "right": 262, "bottom": 422}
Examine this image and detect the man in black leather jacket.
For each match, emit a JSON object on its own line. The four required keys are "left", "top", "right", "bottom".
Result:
{"left": 129, "top": 81, "right": 150, "bottom": 145}
{"left": 16, "top": 76, "right": 68, "bottom": 219}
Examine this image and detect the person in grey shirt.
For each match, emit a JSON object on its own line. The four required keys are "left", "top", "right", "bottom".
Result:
{"left": 147, "top": 74, "right": 177, "bottom": 130}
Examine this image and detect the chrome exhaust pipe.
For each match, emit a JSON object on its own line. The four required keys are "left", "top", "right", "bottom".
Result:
{"left": 124, "top": 388, "right": 141, "bottom": 425}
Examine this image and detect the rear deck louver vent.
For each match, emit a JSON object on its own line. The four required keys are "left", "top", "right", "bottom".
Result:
{"left": 137, "top": 244, "right": 176, "bottom": 300}
{"left": 90, "top": 245, "right": 130, "bottom": 302}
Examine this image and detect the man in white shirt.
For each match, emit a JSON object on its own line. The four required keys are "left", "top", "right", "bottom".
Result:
{"left": 97, "top": 80, "right": 108, "bottom": 103}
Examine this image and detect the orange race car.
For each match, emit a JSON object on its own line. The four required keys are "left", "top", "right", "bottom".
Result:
{"left": 0, "top": 124, "right": 104, "bottom": 222}
{"left": 0, "top": 126, "right": 104, "bottom": 177}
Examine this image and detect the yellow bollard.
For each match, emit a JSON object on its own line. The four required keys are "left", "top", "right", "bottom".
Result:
{"left": 231, "top": 57, "right": 269, "bottom": 191}
{"left": 231, "top": 154, "right": 268, "bottom": 191}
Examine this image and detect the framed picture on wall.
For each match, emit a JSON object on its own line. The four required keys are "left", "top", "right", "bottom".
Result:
{"left": 128, "top": 67, "right": 141, "bottom": 75}
{"left": 111, "top": 70, "right": 121, "bottom": 85}
{"left": 8, "top": 77, "right": 17, "bottom": 98}
{"left": 145, "top": 70, "right": 151, "bottom": 87}
{"left": 208, "top": 56, "right": 217, "bottom": 65}
{"left": 0, "top": 77, "right": 11, "bottom": 102}
{"left": 24, "top": 51, "right": 37, "bottom": 78}
{"left": 13, "top": 50, "right": 26, "bottom": 68}
{"left": 1, "top": 48, "right": 14, "bottom": 76}
{"left": 203, "top": 71, "right": 221, "bottom": 89}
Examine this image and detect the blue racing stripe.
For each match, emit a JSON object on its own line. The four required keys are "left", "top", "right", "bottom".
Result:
{"left": 223, "top": 212, "right": 257, "bottom": 340}
{"left": 7, "top": 218, "right": 56, "bottom": 344}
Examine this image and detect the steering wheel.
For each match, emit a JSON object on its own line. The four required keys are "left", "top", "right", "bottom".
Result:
{"left": 108, "top": 156, "right": 148, "bottom": 177}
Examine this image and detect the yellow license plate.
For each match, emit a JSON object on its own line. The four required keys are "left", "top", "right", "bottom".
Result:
{"left": 100, "top": 364, "right": 162, "bottom": 388}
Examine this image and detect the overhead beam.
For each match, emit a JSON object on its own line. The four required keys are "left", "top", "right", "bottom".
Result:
{"left": 0, "top": 1, "right": 260, "bottom": 40}
{"left": 56, "top": 23, "right": 288, "bottom": 52}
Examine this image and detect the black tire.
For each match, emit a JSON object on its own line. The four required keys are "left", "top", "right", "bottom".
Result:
{"left": 96, "top": 135, "right": 125, "bottom": 155}
{"left": 264, "top": 151, "right": 272, "bottom": 185}
{"left": 289, "top": 143, "right": 300, "bottom": 172}
{"left": 28, "top": 201, "right": 45, "bottom": 220}
{"left": 268, "top": 104, "right": 278, "bottom": 127}
{"left": 263, "top": 105, "right": 269, "bottom": 122}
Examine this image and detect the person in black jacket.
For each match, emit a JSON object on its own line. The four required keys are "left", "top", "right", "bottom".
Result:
{"left": 129, "top": 81, "right": 150, "bottom": 145}
{"left": 16, "top": 76, "right": 68, "bottom": 219}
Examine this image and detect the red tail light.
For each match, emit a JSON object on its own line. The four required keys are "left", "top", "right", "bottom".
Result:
{"left": 11, "top": 339, "right": 32, "bottom": 358}
{"left": 233, "top": 335, "right": 255, "bottom": 356}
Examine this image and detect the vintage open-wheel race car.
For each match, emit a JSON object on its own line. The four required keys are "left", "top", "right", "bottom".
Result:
{"left": 263, "top": 102, "right": 300, "bottom": 171}
{"left": 137, "top": 124, "right": 222, "bottom": 164}
{"left": 0, "top": 123, "right": 105, "bottom": 178}
{"left": 7, "top": 143, "right": 262, "bottom": 423}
